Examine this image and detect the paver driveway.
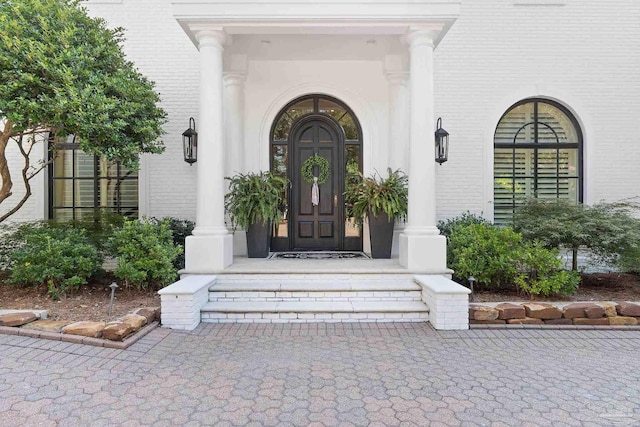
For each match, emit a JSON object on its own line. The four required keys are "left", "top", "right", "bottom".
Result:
{"left": 1, "top": 323, "right": 639, "bottom": 426}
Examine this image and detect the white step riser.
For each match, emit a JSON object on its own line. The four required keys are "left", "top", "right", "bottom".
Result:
{"left": 202, "top": 273, "right": 429, "bottom": 324}
{"left": 209, "top": 290, "right": 422, "bottom": 303}
{"left": 202, "top": 312, "right": 429, "bottom": 323}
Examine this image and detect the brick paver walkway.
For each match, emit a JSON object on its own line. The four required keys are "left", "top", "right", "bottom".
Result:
{"left": 1, "top": 323, "right": 639, "bottom": 426}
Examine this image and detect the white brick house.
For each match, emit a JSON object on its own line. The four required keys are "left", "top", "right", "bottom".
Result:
{"left": 2, "top": 0, "right": 639, "bottom": 329}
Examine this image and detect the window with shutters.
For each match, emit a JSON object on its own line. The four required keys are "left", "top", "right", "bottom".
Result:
{"left": 493, "top": 99, "right": 582, "bottom": 225}
{"left": 48, "top": 135, "right": 139, "bottom": 221}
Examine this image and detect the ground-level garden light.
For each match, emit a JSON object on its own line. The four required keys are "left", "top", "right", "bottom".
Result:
{"left": 468, "top": 276, "right": 476, "bottom": 301}
{"left": 182, "top": 117, "right": 198, "bottom": 165}
{"left": 108, "top": 282, "right": 119, "bottom": 317}
{"left": 435, "top": 117, "right": 449, "bottom": 165}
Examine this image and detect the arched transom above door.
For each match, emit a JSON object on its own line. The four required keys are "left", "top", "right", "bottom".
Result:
{"left": 270, "top": 94, "right": 363, "bottom": 252}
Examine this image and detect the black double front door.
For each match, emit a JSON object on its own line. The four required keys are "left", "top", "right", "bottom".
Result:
{"left": 290, "top": 116, "right": 344, "bottom": 250}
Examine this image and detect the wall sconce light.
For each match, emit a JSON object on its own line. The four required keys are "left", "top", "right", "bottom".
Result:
{"left": 182, "top": 117, "right": 198, "bottom": 165}
{"left": 435, "top": 117, "right": 449, "bottom": 165}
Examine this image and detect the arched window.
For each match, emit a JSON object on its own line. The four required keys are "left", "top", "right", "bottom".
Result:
{"left": 270, "top": 94, "right": 361, "bottom": 180}
{"left": 494, "top": 99, "right": 583, "bottom": 225}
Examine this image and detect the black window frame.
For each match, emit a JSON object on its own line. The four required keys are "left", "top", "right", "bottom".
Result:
{"left": 493, "top": 98, "right": 584, "bottom": 225}
{"left": 48, "top": 135, "right": 139, "bottom": 221}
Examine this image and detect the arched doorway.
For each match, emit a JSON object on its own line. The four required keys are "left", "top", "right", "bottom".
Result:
{"left": 270, "top": 94, "right": 363, "bottom": 251}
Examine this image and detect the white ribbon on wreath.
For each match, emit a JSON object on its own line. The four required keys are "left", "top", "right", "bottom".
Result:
{"left": 301, "top": 154, "right": 330, "bottom": 208}
{"left": 311, "top": 176, "right": 319, "bottom": 206}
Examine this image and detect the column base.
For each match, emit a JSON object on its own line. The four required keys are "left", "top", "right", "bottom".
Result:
{"left": 185, "top": 234, "right": 233, "bottom": 272}
{"left": 399, "top": 233, "right": 447, "bottom": 272}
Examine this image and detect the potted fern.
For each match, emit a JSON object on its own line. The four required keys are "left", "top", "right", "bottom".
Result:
{"left": 224, "top": 171, "right": 288, "bottom": 258}
{"left": 345, "top": 168, "right": 408, "bottom": 258}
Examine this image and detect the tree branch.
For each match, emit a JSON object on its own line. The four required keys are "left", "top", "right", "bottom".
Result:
{"left": 0, "top": 121, "right": 15, "bottom": 205}
{"left": 0, "top": 132, "right": 35, "bottom": 223}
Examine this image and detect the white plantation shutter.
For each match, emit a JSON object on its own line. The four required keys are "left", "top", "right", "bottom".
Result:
{"left": 493, "top": 99, "right": 582, "bottom": 225}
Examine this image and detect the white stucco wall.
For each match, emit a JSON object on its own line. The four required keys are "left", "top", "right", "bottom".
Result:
{"left": 2, "top": 0, "right": 639, "bottom": 226}
{"left": 243, "top": 60, "right": 388, "bottom": 176}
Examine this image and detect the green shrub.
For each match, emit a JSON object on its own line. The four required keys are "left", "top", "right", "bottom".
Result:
{"left": 437, "top": 211, "right": 490, "bottom": 238}
{"left": 8, "top": 227, "right": 102, "bottom": 299}
{"left": 109, "top": 218, "right": 182, "bottom": 290}
{"left": 514, "top": 243, "right": 580, "bottom": 296}
{"left": 62, "top": 211, "right": 126, "bottom": 254}
{"left": 448, "top": 222, "right": 580, "bottom": 297}
{"left": 0, "top": 221, "right": 47, "bottom": 270}
{"left": 150, "top": 217, "right": 195, "bottom": 270}
{"left": 448, "top": 223, "right": 522, "bottom": 289}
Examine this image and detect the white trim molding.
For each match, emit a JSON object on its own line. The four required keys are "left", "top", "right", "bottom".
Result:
{"left": 172, "top": 0, "right": 460, "bottom": 46}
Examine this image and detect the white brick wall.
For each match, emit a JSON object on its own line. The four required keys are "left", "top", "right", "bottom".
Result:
{"left": 3, "top": 1, "right": 638, "bottom": 224}
{"left": 201, "top": 311, "right": 429, "bottom": 323}
{"left": 416, "top": 275, "right": 470, "bottom": 330}
{"left": 85, "top": 0, "right": 201, "bottom": 220}
{"left": 434, "top": 0, "right": 640, "bottom": 220}
{"left": 158, "top": 275, "right": 215, "bottom": 330}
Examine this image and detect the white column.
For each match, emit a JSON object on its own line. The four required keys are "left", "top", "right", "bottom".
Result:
{"left": 386, "top": 72, "right": 409, "bottom": 172}
{"left": 385, "top": 68, "right": 409, "bottom": 257}
{"left": 399, "top": 29, "right": 447, "bottom": 272}
{"left": 223, "top": 72, "right": 246, "bottom": 176}
{"left": 185, "top": 29, "right": 233, "bottom": 272}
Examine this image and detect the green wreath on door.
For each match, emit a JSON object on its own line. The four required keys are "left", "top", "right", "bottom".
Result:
{"left": 301, "top": 154, "right": 330, "bottom": 185}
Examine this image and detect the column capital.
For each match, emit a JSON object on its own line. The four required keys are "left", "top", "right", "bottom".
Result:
{"left": 385, "top": 71, "right": 409, "bottom": 86}
{"left": 223, "top": 72, "right": 246, "bottom": 86}
{"left": 405, "top": 28, "right": 439, "bottom": 49}
{"left": 194, "top": 29, "right": 228, "bottom": 50}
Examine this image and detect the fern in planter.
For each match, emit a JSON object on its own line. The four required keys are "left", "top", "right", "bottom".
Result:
{"left": 224, "top": 171, "right": 288, "bottom": 229}
{"left": 347, "top": 168, "right": 409, "bottom": 222}
{"left": 345, "top": 168, "right": 408, "bottom": 258}
{"left": 225, "top": 171, "right": 288, "bottom": 258}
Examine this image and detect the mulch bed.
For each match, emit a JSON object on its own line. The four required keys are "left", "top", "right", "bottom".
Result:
{"left": 472, "top": 272, "right": 640, "bottom": 302}
{"left": 0, "top": 272, "right": 160, "bottom": 322}
{"left": 1, "top": 272, "right": 638, "bottom": 323}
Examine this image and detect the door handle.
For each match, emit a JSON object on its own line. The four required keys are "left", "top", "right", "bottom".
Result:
{"left": 334, "top": 195, "right": 338, "bottom": 208}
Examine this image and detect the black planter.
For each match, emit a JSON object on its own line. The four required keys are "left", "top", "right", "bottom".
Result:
{"left": 368, "top": 212, "right": 395, "bottom": 259}
{"left": 246, "top": 221, "right": 271, "bottom": 258}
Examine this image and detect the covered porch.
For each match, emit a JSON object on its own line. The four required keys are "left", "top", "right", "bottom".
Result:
{"left": 172, "top": 0, "right": 461, "bottom": 274}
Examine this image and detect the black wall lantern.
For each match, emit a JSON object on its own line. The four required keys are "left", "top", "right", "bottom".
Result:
{"left": 435, "top": 117, "right": 449, "bottom": 165}
{"left": 182, "top": 117, "right": 198, "bottom": 165}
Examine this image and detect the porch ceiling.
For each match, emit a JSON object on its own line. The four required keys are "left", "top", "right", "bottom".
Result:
{"left": 173, "top": 0, "right": 461, "bottom": 47}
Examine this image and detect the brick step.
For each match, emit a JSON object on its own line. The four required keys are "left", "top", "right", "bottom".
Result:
{"left": 209, "top": 291, "right": 422, "bottom": 302}
{"left": 201, "top": 301, "right": 429, "bottom": 323}
{"left": 210, "top": 280, "right": 421, "bottom": 293}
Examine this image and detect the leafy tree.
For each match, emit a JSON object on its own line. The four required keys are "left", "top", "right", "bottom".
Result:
{"left": 513, "top": 199, "right": 640, "bottom": 272}
{"left": 513, "top": 199, "right": 588, "bottom": 271}
{"left": 0, "top": 0, "right": 166, "bottom": 222}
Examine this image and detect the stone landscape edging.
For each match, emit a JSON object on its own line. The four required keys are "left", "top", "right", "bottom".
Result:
{"left": 469, "top": 300, "right": 640, "bottom": 330}
{"left": 0, "top": 307, "right": 161, "bottom": 349}
{"left": 0, "top": 321, "right": 159, "bottom": 349}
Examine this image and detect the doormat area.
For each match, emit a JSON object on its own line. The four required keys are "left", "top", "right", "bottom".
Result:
{"left": 269, "top": 252, "right": 370, "bottom": 260}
